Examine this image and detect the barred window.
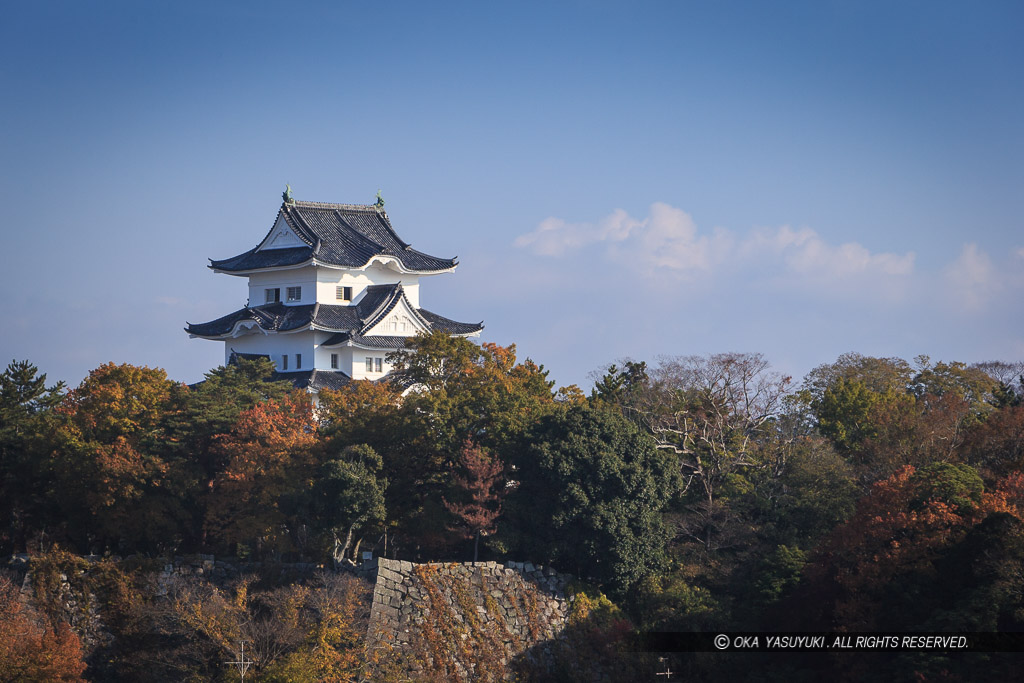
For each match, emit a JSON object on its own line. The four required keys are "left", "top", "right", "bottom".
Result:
{"left": 296, "top": 353, "right": 302, "bottom": 369}
{"left": 330, "top": 353, "right": 338, "bottom": 369}
{"left": 282, "top": 354, "right": 288, "bottom": 371}
{"left": 286, "top": 286, "right": 301, "bottom": 301}
{"left": 336, "top": 286, "right": 352, "bottom": 301}
{"left": 265, "top": 288, "right": 280, "bottom": 303}
{"left": 366, "top": 357, "right": 373, "bottom": 373}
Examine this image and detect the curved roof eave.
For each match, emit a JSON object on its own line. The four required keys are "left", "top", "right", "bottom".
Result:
{"left": 208, "top": 255, "right": 457, "bottom": 276}
{"left": 209, "top": 258, "right": 316, "bottom": 276}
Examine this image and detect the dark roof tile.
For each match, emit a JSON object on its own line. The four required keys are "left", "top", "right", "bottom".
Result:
{"left": 186, "top": 284, "right": 482, "bottom": 340}
{"left": 211, "top": 201, "right": 455, "bottom": 273}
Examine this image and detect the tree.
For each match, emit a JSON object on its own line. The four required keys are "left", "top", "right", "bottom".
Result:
{"left": 388, "top": 331, "right": 558, "bottom": 453}
{"left": 165, "top": 359, "right": 295, "bottom": 474}
{"left": 620, "top": 353, "right": 792, "bottom": 553}
{"left": 963, "top": 404, "right": 1024, "bottom": 479}
{"left": 755, "top": 436, "right": 858, "bottom": 548}
{"left": 800, "top": 352, "right": 913, "bottom": 405}
{"left": 911, "top": 356, "right": 997, "bottom": 414}
{"left": 504, "top": 403, "right": 680, "bottom": 594}
{"left": 204, "top": 393, "right": 316, "bottom": 557}
{"left": 815, "top": 377, "right": 905, "bottom": 455}
{"left": 805, "top": 463, "right": 1019, "bottom": 630}
{"left": 0, "top": 575, "right": 86, "bottom": 682}
{"left": 51, "top": 362, "right": 186, "bottom": 551}
{"left": 0, "top": 360, "right": 64, "bottom": 553}
{"left": 806, "top": 354, "right": 990, "bottom": 485}
{"left": 364, "top": 331, "right": 560, "bottom": 557}
{"left": 443, "top": 440, "right": 505, "bottom": 562}
{"left": 309, "top": 444, "right": 387, "bottom": 565}
{"left": 590, "top": 360, "right": 649, "bottom": 406}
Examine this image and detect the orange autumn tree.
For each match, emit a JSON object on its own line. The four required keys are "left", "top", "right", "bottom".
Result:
{"left": 52, "top": 362, "right": 186, "bottom": 550}
{"left": 810, "top": 463, "right": 1021, "bottom": 630}
{"left": 0, "top": 576, "right": 86, "bottom": 682}
{"left": 204, "top": 392, "right": 316, "bottom": 557}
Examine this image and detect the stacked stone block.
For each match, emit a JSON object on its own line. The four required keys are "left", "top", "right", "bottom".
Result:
{"left": 365, "top": 558, "right": 574, "bottom": 680}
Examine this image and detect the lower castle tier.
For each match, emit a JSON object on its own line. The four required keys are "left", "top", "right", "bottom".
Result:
{"left": 186, "top": 195, "right": 483, "bottom": 392}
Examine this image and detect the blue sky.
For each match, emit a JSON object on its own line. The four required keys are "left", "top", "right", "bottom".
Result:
{"left": 2, "top": 0, "right": 1021, "bottom": 391}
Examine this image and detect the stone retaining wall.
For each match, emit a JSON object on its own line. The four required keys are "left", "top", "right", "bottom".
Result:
{"left": 364, "top": 558, "right": 574, "bottom": 680}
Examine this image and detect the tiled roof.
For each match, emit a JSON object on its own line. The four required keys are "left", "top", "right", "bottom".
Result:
{"left": 210, "top": 200, "right": 456, "bottom": 273}
{"left": 228, "top": 351, "right": 270, "bottom": 364}
{"left": 187, "top": 283, "right": 482, "bottom": 341}
{"left": 417, "top": 309, "right": 484, "bottom": 335}
{"left": 186, "top": 303, "right": 321, "bottom": 337}
{"left": 209, "top": 246, "right": 312, "bottom": 272}
{"left": 272, "top": 369, "right": 352, "bottom": 392}
{"left": 321, "top": 333, "right": 411, "bottom": 350}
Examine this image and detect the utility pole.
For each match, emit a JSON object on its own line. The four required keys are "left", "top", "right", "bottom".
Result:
{"left": 225, "top": 641, "right": 253, "bottom": 682}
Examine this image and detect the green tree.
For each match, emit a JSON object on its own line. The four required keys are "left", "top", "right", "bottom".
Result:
{"left": 756, "top": 436, "right": 858, "bottom": 547}
{"left": 504, "top": 403, "right": 680, "bottom": 594}
{"left": 309, "top": 444, "right": 387, "bottom": 565}
{"left": 0, "top": 360, "right": 64, "bottom": 553}
{"left": 911, "top": 355, "right": 997, "bottom": 415}
{"left": 590, "top": 360, "right": 649, "bottom": 406}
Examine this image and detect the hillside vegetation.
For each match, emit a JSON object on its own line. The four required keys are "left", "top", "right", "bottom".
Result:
{"left": 2, "top": 334, "right": 1023, "bottom": 680}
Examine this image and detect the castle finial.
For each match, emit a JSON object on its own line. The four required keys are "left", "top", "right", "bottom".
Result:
{"left": 283, "top": 184, "right": 295, "bottom": 205}
{"left": 375, "top": 189, "right": 385, "bottom": 209}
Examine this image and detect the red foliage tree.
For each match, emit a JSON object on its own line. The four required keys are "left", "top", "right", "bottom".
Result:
{"left": 0, "top": 576, "right": 86, "bottom": 682}
{"left": 444, "top": 440, "right": 505, "bottom": 561}
{"left": 810, "top": 464, "right": 1021, "bottom": 629}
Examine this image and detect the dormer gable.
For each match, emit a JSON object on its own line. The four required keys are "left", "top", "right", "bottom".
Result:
{"left": 362, "top": 293, "right": 430, "bottom": 337}
{"left": 259, "top": 214, "right": 309, "bottom": 250}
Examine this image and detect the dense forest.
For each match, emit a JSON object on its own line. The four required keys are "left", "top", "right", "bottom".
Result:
{"left": 2, "top": 332, "right": 1023, "bottom": 681}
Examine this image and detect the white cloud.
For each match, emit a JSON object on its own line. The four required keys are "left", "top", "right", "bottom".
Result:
{"left": 944, "top": 243, "right": 999, "bottom": 311}
{"left": 512, "top": 209, "right": 642, "bottom": 256}
{"left": 610, "top": 202, "right": 734, "bottom": 272}
{"left": 742, "top": 225, "right": 914, "bottom": 277}
{"left": 514, "top": 202, "right": 915, "bottom": 285}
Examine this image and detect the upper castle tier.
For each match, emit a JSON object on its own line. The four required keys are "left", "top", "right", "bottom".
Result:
{"left": 186, "top": 194, "right": 483, "bottom": 393}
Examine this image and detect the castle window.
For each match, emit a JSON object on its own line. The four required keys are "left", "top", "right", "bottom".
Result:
{"left": 282, "top": 354, "right": 288, "bottom": 370}
{"left": 365, "top": 357, "right": 373, "bottom": 373}
{"left": 375, "top": 357, "right": 382, "bottom": 373}
{"left": 296, "top": 353, "right": 302, "bottom": 369}
{"left": 265, "top": 288, "right": 280, "bottom": 303}
{"left": 330, "top": 353, "right": 338, "bottom": 369}
{"left": 336, "top": 286, "right": 352, "bottom": 302}
{"left": 286, "top": 286, "right": 302, "bottom": 302}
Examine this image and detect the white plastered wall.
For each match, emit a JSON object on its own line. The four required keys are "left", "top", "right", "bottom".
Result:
{"left": 314, "top": 263, "right": 422, "bottom": 307}
{"left": 247, "top": 267, "right": 317, "bottom": 306}
{"left": 223, "top": 329, "right": 316, "bottom": 373}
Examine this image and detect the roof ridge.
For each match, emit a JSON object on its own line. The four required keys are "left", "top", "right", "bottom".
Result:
{"left": 289, "top": 200, "right": 380, "bottom": 211}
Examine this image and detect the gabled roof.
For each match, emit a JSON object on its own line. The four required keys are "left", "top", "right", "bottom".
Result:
{"left": 210, "top": 200, "right": 457, "bottom": 274}
{"left": 185, "top": 284, "right": 483, "bottom": 342}
{"left": 273, "top": 369, "right": 353, "bottom": 392}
